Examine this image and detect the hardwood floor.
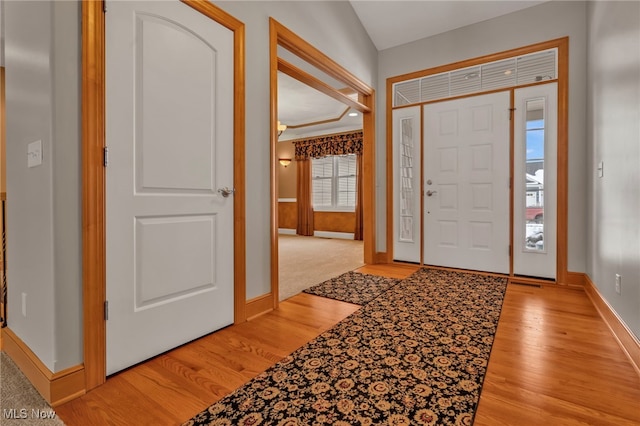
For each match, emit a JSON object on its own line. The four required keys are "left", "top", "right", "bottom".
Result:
{"left": 55, "top": 264, "right": 640, "bottom": 425}
{"left": 475, "top": 283, "right": 640, "bottom": 425}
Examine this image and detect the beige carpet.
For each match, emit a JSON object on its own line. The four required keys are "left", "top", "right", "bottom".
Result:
{"left": 278, "top": 235, "right": 364, "bottom": 301}
{"left": 0, "top": 351, "right": 65, "bottom": 425}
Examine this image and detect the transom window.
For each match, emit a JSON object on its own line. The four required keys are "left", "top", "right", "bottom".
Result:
{"left": 312, "top": 154, "right": 356, "bottom": 211}
{"left": 393, "top": 48, "right": 557, "bottom": 107}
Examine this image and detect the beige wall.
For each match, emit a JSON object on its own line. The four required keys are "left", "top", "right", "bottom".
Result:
{"left": 278, "top": 201, "right": 356, "bottom": 235}
{"left": 314, "top": 211, "right": 355, "bottom": 234}
{"left": 276, "top": 140, "right": 296, "bottom": 199}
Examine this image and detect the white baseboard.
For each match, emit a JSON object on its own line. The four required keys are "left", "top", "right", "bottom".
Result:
{"left": 314, "top": 231, "right": 355, "bottom": 240}
{"left": 278, "top": 229, "right": 356, "bottom": 240}
{"left": 278, "top": 228, "right": 296, "bottom": 235}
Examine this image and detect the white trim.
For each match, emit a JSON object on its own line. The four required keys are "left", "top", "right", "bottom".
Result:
{"left": 278, "top": 228, "right": 296, "bottom": 235}
{"left": 278, "top": 198, "right": 297, "bottom": 203}
{"left": 313, "top": 206, "right": 356, "bottom": 213}
{"left": 313, "top": 231, "right": 355, "bottom": 240}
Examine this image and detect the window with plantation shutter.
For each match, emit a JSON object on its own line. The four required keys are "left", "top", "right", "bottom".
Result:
{"left": 312, "top": 154, "right": 357, "bottom": 211}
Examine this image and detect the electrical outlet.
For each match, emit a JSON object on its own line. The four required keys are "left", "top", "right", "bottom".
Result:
{"left": 615, "top": 274, "right": 621, "bottom": 295}
{"left": 22, "top": 293, "right": 27, "bottom": 317}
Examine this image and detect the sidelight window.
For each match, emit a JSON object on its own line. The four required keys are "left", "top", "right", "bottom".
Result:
{"left": 523, "top": 99, "right": 546, "bottom": 251}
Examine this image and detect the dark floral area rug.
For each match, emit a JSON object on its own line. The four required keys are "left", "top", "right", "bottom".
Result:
{"left": 302, "top": 271, "right": 401, "bottom": 305}
{"left": 184, "top": 268, "right": 508, "bottom": 426}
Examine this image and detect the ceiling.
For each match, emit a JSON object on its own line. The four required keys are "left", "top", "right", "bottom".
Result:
{"left": 349, "top": 1, "right": 547, "bottom": 51}
{"left": 278, "top": 1, "right": 547, "bottom": 141}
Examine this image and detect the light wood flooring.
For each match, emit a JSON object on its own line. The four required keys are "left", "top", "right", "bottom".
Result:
{"left": 55, "top": 264, "right": 640, "bottom": 425}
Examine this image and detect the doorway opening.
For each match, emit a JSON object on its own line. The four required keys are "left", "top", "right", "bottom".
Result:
{"left": 268, "top": 19, "right": 376, "bottom": 310}
{"left": 276, "top": 71, "right": 364, "bottom": 300}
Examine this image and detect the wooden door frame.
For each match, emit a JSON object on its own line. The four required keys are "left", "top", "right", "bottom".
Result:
{"left": 386, "top": 37, "right": 569, "bottom": 284}
{"left": 81, "top": 0, "right": 245, "bottom": 391}
{"left": 268, "top": 19, "right": 376, "bottom": 311}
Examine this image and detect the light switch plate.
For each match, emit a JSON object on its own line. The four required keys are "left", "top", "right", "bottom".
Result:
{"left": 27, "top": 140, "right": 43, "bottom": 168}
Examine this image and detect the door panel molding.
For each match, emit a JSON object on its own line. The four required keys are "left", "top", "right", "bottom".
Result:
{"left": 82, "top": 0, "right": 245, "bottom": 391}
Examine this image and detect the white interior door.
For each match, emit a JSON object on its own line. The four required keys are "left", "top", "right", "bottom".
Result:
{"left": 392, "top": 106, "right": 421, "bottom": 263}
{"left": 106, "top": 1, "right": 235, "bottom": 374}
{"left": 423, "top": 92, "right": 510, "bottom": 273}
{"left": 513, "top": 83, "right": 557, "bottom": 279}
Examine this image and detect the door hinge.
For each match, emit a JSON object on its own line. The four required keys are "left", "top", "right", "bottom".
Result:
{"left": 104, "top": 301, "right": 109, "bottom": 321}
{"left": 103, "top": 0, "right": 107, "bottom": 13}
{"left": 509, "top": 245, "right": 512, "bottom": 256}
{"left": 508, "top": 107, "right": 516, "bottom": 120}
{"left": 103, "top": 147, "right": 109, "bottom": 167}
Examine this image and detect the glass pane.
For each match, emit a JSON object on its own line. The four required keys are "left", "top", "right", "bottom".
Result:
{"left": 312, "top": 157, "right": 333, "bottom": 178}
{"left": 337, "top": 176, "right": 356, "bottom": 207}
{"left": 524, "top": 99, "right": 545, "bottom": 252}
{"left": 481, "top": 58, "right": 516, "bottom": 91}
{"left": 517, "top": 50, "right": 556, "bottom": 85}
{"left": 399, "top": 117, "right": 415, "bottom": 242}
{"left": 312, "top": 178, "right": 332, "bottom": 207}
{"left": 420, "top": 73, "right": 449, "bottom": 102}
{"left": 394, "top": 79, "right": 421, "bottom": 106}
{"left": 337, "top": 154, "right": 356, "bottom": 177}
{"left": 450, "top": 66, "right": 482, "bottom": 97}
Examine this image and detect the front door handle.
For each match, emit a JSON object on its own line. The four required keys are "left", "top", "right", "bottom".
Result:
{"left": 217, "top": 187, "right": 235, "bottom": 198}
{"left": 426, "top": 190, "right": 438, "bottom": 197}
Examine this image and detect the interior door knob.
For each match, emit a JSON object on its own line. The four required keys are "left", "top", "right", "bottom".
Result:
{"left": 426, "top": 190, "right": 437, "bottom": 197}
{"left": 217, "top": 187, "right": 235, "bottom": 198}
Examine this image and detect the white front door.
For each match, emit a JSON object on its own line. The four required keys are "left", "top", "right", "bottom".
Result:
{"left": 513, "top": 83, "right": 557, "bottom": 279}
{"left": 423, "top": 92, "right": 510, "bottom": 273}
{"left": 106, "top": 1, "right": 235, "bottom": 374}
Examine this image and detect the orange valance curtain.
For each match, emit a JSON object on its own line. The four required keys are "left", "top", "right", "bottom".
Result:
{"left": 294, "top": 130, "right": 364, "bottom": 239}
{"left": 296, "top": 159, "right": 314, "bottom": 236}
{"left": 293, "top": 131, "right": 363, "bottom": 160}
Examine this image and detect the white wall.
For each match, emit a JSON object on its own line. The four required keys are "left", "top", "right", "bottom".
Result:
{"left": 0, "top": 0, "right": 4, "bottom": 67}
{"left": 587, "top": 1, "right": 640, "bottom": 339}
{"left": 376, "top": 1, "right": 589, "bottom": 274}
{"left": 3, "top": 0, "right": 374, "bottom": 373}
{"left": 4, "top": 0, "right": 81, "bottom": 372}
{"left": 213, "top": 1, "right": 378, "bottom": 299}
